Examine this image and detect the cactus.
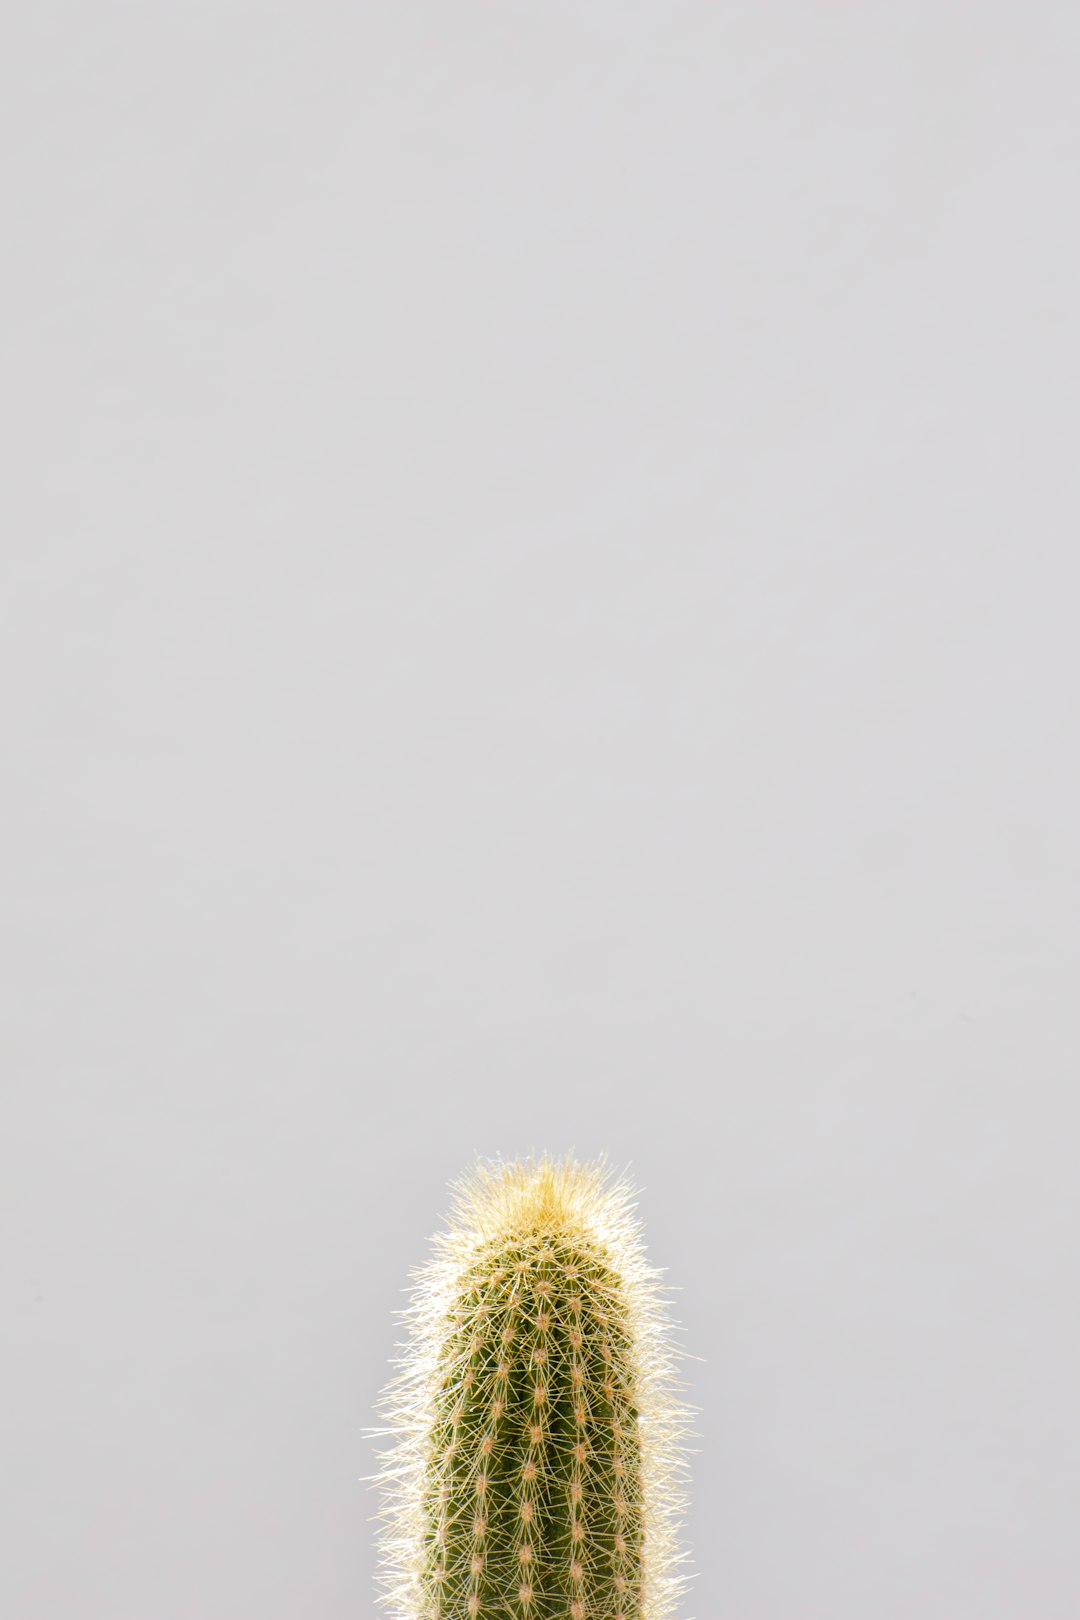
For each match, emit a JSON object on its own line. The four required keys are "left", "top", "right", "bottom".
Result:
{"left": 370, "top": 1152, "right": 694, "bottom": 1620}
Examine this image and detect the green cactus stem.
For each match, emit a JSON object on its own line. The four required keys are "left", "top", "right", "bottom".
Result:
{"left": 370, "top": 1152, "right": 694, "bottom": 1620}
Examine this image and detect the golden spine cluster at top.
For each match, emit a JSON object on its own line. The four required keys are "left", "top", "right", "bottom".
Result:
{"left": 370, "top": 1153, "right": 695, "bottom": 1620}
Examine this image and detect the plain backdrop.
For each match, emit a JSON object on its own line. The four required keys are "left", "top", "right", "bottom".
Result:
{"left": 2, "top": 5, "right": 1078, "bottom": 1618}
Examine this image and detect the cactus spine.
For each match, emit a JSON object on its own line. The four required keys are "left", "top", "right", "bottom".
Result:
{"left": 371, "top": 1153, "right": 693, "bottom": 1620}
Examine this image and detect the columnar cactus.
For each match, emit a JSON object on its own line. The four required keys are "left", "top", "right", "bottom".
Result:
{"left": 370, "top": 1153, "right": 694, "bottom": 1620}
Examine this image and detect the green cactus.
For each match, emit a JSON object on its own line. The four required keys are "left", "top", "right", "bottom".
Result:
{"left": 370, "top": 1152, "right": 694, "bottom": 1620}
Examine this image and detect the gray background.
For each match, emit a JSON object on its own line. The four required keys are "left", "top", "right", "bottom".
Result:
{"left": 2, "top": 5, "right": 1078, "bottom": 1618}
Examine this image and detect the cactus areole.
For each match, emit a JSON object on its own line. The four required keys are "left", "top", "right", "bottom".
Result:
{"left": 371, "top": 1154, "right": 693, "bottom": 1620}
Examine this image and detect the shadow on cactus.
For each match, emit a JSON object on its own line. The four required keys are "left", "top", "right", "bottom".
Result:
{"left": 368, "top": 1152, "right": 696, "bottom": 1620}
